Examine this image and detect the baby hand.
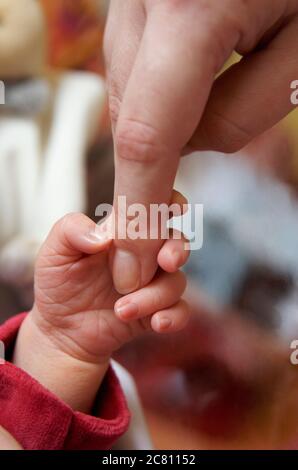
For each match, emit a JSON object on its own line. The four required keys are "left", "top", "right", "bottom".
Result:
{"left": 14, "top": 211, "right": 189, "bottom": 411}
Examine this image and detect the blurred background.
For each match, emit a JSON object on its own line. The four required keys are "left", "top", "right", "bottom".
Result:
{"left": 1, "top": 0, "right": 298, "bottom": 450}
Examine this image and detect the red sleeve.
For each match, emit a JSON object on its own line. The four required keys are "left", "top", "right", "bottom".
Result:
{"left": 0, "top": 314, "right": 130, "bottom": 450}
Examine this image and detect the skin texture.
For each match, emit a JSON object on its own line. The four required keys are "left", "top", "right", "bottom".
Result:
{"left": 13, "top": 210, "right": 190, "bottom": 414}
{"left": 0, "top": 426, "right": 22, "bottom": 450}
{"left": 104, "top": 0, "right": 298, "bottom": 294}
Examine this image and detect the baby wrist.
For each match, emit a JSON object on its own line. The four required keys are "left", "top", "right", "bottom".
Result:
{"left": 13, "top": 312, "right": 110, "bottom": 413}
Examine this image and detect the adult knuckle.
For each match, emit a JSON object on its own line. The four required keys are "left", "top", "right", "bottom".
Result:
{"left": 116, "top": 118, "right": 164, "bottom": 163}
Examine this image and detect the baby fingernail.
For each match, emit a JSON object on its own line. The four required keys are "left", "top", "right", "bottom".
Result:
{"left": 115, "top": 302, "right": 139, "bottom": 320}
{"left": 113, "top": 249, "right": 140, "bottom": 294}
{"left": 86, "top": 228, "right": 108, "bottom": 244}
{"left": 158, "top": 317, "right": 172, "bottom": 331}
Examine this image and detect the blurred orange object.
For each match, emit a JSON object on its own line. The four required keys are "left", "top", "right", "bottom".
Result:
{"left": 39, "top": 0, "right": 111, "bottom": 139}
{"left": 39, "top": 0, "right": 105, "bottom": 73}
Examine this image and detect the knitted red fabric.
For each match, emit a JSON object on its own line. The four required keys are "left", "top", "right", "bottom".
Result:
{"left": 0, "top": 314, "right": 130, "bottom": 450}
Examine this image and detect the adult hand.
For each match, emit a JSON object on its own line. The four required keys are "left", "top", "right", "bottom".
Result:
{"left": 104, "top": 0, "right": 298, "bottom": 293}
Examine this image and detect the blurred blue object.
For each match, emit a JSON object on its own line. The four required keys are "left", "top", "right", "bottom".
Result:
{"left": 185, "top": 220, "right": 249, "bottom": 305}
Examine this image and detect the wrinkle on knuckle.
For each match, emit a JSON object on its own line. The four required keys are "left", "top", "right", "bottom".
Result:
{"left": 116, "top": 118, "right": 165, "bottom": 163}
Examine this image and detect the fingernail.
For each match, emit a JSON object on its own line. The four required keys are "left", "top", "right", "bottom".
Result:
{"left": 85, "top": 230, "right": 108, "bottom": 244}
{"left": 113, "top": 249, "right": 140, "bottom": 294}
{"left": 115, "top": 302, "right": 139, "bottom": 320}
{"left": 158, "top": 317, "right": 172, "bottom": 331}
